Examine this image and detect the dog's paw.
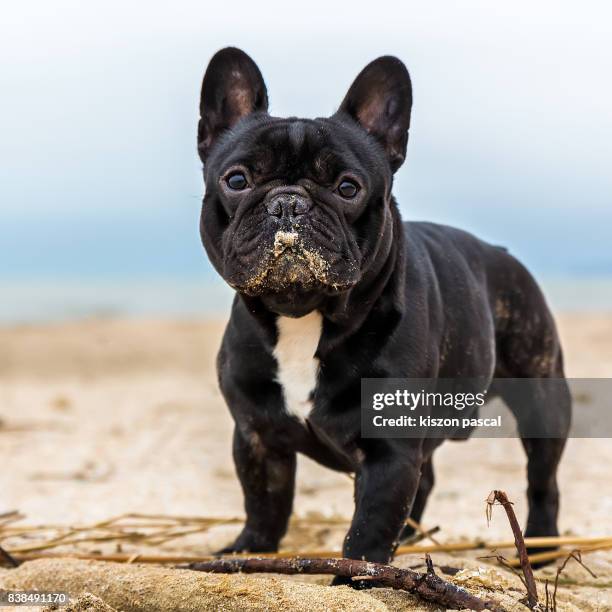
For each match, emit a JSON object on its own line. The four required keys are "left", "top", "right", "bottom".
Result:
{"left": 215, "top": 529, "right": 278, "bottom": 556}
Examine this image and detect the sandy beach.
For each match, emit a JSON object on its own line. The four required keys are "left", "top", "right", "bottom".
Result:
{"left": 1, "top": 313, "right": 611, "bottom": 610}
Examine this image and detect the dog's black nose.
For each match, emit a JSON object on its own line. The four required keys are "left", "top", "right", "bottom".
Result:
{"left": 265, "top": 190, "right": 311, "bottom": 218}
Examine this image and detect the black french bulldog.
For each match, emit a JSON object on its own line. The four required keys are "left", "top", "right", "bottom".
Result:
{"left": 197, "top": 47, "right": 571, "bottom": 578}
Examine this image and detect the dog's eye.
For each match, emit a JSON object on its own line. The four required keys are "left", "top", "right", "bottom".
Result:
{"left": 337, "top": 179, "right": 359, "bottom": 199}
{"left": 226, "top": 172, "right": 248, "bottom": 190}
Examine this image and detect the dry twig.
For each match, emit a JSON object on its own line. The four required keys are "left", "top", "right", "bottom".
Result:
{"left": 402, "top": 517, "right": 441, "bottom": 545}
{"left": 506, "top": 540, "right": 612, "bottom": 568}
{"left": 181, "top": 556, "right": 506, "bottom": 611}
{"left": 551, "top": 550, "right": 597, "bottom": 612}
{"left": 487, "top": 490, "right": 539, "bottom": 610}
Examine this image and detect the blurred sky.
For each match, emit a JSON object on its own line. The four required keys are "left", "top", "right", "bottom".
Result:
{"left": 1, "top": 1, "right": 611, "bottom": 300}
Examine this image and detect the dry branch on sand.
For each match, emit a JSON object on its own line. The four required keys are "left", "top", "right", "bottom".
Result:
{"left": 0, "top": 523, "right": 610, "bottom": 611}
{"left": 183, "top": 555, "right": 506, "bottom": 611}
{"left": 0, "top": 557, "right": 504, "bottom": 612}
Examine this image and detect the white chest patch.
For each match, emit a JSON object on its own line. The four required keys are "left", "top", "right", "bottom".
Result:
{"left": 274, "top": 311, "right": 323, "bottom": 421}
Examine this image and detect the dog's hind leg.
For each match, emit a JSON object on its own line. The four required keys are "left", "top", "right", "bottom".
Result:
{"left": 495, "top": 282, "right": 572, "bottom": 562}
{"left": 498, "top": 375, "right": 571, "bottom": 562}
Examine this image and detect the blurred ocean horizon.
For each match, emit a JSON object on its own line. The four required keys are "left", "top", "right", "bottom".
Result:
{"left": 2, "top": 200, "right": 612, "bottom": 324}
{"left": 2, "top": 275, "right": 611, "bottom": 324}
{"left": 2, "top": 205, "right": 611, "bottom": 323}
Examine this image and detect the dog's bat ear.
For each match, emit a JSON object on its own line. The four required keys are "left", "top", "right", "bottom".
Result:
{"left": 198, "top": 47, "right": 268, "bottom": 162}
{"left": 337, "top": 56, "right": 412, "bottom": 172}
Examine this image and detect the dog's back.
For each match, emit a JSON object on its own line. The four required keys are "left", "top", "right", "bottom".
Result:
{"left": 403, "top": 220, "right": 564, "bottom": 377}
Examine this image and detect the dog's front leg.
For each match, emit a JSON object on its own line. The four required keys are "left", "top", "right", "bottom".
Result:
{"left": 332, "top": 445, "right": 421, "bottom": 585}
{"left": 218, "top": 427, "right": 296, "bottom": 554}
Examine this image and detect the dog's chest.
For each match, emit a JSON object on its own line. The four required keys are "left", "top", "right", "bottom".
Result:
{"left": 273, "top": 311, "right": 322, "bottom": 421}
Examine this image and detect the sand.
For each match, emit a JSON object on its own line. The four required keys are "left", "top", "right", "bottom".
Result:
{"left": 0, "top": 313, "right": 611, "bottom": 610}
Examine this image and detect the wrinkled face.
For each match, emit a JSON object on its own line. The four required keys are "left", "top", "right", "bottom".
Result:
{"left": 202, "top": 116, "right": 388, "bottom": 311}
{"left": 198, "top": 48, "right": 412, "bottom": 316}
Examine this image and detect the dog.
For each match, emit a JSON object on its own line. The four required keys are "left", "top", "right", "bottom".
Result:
{"left": 196, "top": 47, "right": 571, "bottom": 581}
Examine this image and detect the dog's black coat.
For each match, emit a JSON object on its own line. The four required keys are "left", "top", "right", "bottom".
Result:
{"left": 197, "top": 48, "right": 571, "bottom": 573}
